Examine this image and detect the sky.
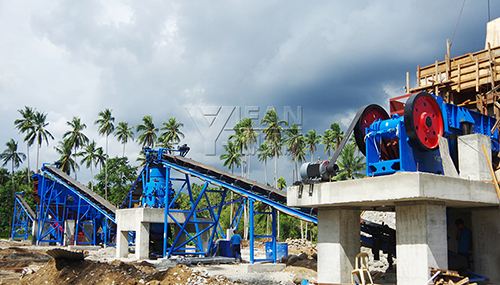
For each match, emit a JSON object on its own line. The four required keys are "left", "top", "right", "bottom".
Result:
{"left": 1, "top": 0, "right": 499, "bottom": 187}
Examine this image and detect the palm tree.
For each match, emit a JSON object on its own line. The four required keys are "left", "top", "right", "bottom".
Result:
{"left": 14, "top": 106, "right": 35, "bottom": 182}
{"left": 284, "top": 123, "right": 306, "bottom": 181}
{"left": 159, "top": 118, "right": 184, "bottom": 148}
{"left": 136, "top": 115, "right": 158, "bottom": 148}
{"left": 334, "top": 142, "right": 365, "bottom": 181}
{"left": 257, "top": 142, "right": 272, "bottom": 185}
{"left": 239, "top": 118, "right": 258, "bottom": 179}
{"left": 229, "top": 121, "right": 246, "bottom": 177}
{"left": 28, "top": 111, "right": 54, "bottom": 173}
{"left": 330, "top": 123, "right": 344, "bottom": 151}
{"left": 220, "top": 140, "right": 242, "bottom": 174}
{"left": 78, "top": 141, "right": 99, "bottom": 191}
{"left": 95, "top": 146, "right": 106, "bottom": 173}
{"left": 220, "top": 139, "right": 243, "bottom": 232}
{"left": 114, "top": 121, "right": 135, "bottom": 157}
{"left": 95, "top": 109, "right": 115, "bottom": 199}
{"left": 321, "top": 129, "right": 335, "bottom": 158}
{"left": 277, "top": 177, "right": 287, "bottom": 190}
{"left": 305, "top": 129, "right": 321, "bottom": 162}
{"left": 63, "top": 117, "right": 89, "bottom": 179}
{"left": 54, "top": 141, "right": 78, "bottom": 176}
{"left": 0, "top": 139, "right": 26, "bottom": 195}
{"left": 260, "top": 109, "right": 288, "bottom": 188}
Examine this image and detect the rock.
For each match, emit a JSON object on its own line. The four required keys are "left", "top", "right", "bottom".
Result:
{"left": 298, "top": 252, "right": 308, "bottom": 260}
{"left": 279, "top": 256, "right": 288, "bottom": 263}
{"left": 292, "top": 273, "right": 307, "bottom": 284}
{"left": 311, "top": 253, "right": 317, "bottom": 260}
{"left": 287, "top": 254, "right": 299, "bottom": 265}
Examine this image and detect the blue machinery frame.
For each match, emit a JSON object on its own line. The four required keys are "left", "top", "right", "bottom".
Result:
{"left": 15, "top": 147, "right": 317, "bottom": 264}
{"left": 11, "top": 192, "right": 35, "bottom": 240}
{"left": 140, "top": 148, "right": 317, "bottom": 262}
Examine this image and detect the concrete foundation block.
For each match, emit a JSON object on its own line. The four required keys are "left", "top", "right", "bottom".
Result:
{"left": 471, "top": 207, "right": 500, "bottom": 283}
{"left": 458, "top": 134, "right": 491, "bottom": 181}
{"left": 244, "top": 263, "right": 286, "bottom": 273}
{"left": 317, "top": 208, "right": 359, "bottom": 284}
{"left": 396, "top": 202, "right": 447, "bottom": 285}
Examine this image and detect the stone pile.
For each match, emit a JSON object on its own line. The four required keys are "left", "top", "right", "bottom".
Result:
{"left": 284, "top": 238, "right": 317, "bottom": 255}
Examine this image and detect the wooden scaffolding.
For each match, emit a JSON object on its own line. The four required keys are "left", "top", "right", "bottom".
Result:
{"left": 407, "top": 40, "right": 500, "bottom": 120}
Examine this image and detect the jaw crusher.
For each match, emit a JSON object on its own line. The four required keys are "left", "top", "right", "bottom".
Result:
{"left": 300, "top": 91, "right": 499, "bottom": 180}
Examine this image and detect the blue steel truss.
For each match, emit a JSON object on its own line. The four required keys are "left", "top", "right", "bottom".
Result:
{"left": 139, "top": 148, "right": 317, "bottom": 262}
{"left": 34, "top": 165, "right": 116, "bottom": 246}
{"left": 25, "top": 145, "right": 317, "bottom": 264}
{"left": 11, "top": 192, "right": 35, "bottom": 240}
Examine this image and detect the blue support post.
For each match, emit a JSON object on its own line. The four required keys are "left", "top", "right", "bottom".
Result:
{"left": 249, "top": 199, "right": 254, "bottom": 264}
{"left": 272, "top": 207, "right": 277, "bottom": 263}
{"left": 163, "top": 166, "right": 170, "bottom": 258}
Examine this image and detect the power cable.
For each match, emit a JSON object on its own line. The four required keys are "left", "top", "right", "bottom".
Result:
{"left": 450, "top": 0, "right": 467, "bottom": 50}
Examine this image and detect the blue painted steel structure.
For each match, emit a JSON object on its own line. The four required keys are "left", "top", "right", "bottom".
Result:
{"left": 20, "top": 144, "right": 317, "bottom": 263}
{"left": 126, "top": 148, "right": 317, "bottom": 262}
{"left": 11, "top": 192, "right": 35, "bottom": 240}
{"left": 34, "top": 164, "right": 116, "bottom": 246}
{"left": 365, "top": 92, "right": 499, "bottom": 176}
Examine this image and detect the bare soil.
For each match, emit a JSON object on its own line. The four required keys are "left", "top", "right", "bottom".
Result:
{"left": 0, "top": 239, "right": 317, "bottom": 285}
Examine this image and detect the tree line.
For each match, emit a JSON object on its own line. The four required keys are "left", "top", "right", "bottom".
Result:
{"left": 0, "top": 106, "right": 364, "bottom": 240}
{"left": 220, "top": 108, "right": 365, "bottom": 188}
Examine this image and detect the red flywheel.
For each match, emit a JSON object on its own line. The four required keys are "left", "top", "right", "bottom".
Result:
{"left": 404, "top": 92, "right": 444, "bottom": 151}
{"left": 354, "top": 104, "right": 390, "bottom": 156}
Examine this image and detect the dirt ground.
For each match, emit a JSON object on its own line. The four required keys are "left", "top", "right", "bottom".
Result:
{"left": 0, "top": 239, "right": 317, "bottom": 285}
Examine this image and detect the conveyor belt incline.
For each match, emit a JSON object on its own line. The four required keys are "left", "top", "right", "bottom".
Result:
{"left": 44, "top": 165, "right": 117, "bottom": 217}
{"left": 157, "top": 154, "right": 316, "bottom": 224}
{"left": 163, "top": 154, "right": 286, "bottom": 200}
{"left": 15, "top": 194, "right": 36, "bottom": 221}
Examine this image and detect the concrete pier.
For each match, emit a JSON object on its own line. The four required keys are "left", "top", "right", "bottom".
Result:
{"left": 288, "top": 171, "right": 500, "bottom": 284}
{"left": 116, "top": 208, "right": 210, "bottom": 259}
{"left": 317, "top": 208, "right": 359, "bottom": 282}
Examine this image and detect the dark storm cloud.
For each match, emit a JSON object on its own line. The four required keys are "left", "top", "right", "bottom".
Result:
{"left": 0, "top": 0, "right": 499, "bottom": 183}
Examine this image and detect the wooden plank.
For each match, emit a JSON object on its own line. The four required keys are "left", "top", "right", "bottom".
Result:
{"left": 455, "top": 277, "right": 470, "bottom": 285}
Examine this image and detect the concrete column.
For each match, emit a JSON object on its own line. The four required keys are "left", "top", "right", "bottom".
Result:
{"left": 173, "top": 224, "right": 186, "bottom": 253}
{"left": 396, "top": 201, "right": 447, "bottom": 285}
{"left": 471, "top": 207, "right": 500, "bottom": 283}
{"left": 458, "top": 134, "right": 491, "bottom": 181}
{"left": 116, "top": 230, "right": 128, "bottom": 258}
{"left": 64, "top": 220, "right": 76, "bottom": 246}
{"left": 136, "top": 222, "right": 150, "bottom": 259}
{"left": 317, "top": 207, "right": 359, "bottom": 284}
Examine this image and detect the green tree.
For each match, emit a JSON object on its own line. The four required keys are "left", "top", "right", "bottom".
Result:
{"left": 334, "top": 143, "right": 365, "bottom": 181}
{"left": 136, "top": 115, "right": 158, "bottom": 148}
{"left": 95, "top": 109, "right": 115, "bottom": 200}
{"left": 28, "top": 111, "right": 54, "bottom": 173}
{"left": 321, "top": 123, "right": 344, "bottom": 158}
{"left": 284, "top": 123, "right": 306, "bottom": 181}
{"left": 260, "top": 109, "right": 288, "bottom": 188}
{"left": 257, "top": 142, "right": 272, "bottom": 185}
{"left": 78, "top": 141, "right": 100, "bottom": 191}
{"left": 229, "top": 121, "right": 246, "bottom": 177}
{"left": 159, "top": 118, "right": 184, "bottom": 148}
{"left": 0, "top": 139, "right": 26, "bottom": 195}
{"left": 305, "top": 129, "right": 321, "bottom": 162}
{"left": 220, "top": 140, "right": 242, "bottom": 174}
{"left": 54, "top": 141, "right": 78, "bottom": 175}
{"left": 277, "top": 177, "right": 287, "bottom": 190}
{"left": 330, "top": 123, "right": 344, "bottom": 151}
{"left": 239, "top": 118, "right": 258, "bottom": 179}
{"left": 14, "top": 106, "right": 35, "bottom": 182}
{"left": 114, "top": 121, "right": 135, "bottom": 157}
{"left": 94, "top": 157, "right": 138, "bottom": 206}
{"left": 63, "top": 117, "right": 89, "bottom": 179}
